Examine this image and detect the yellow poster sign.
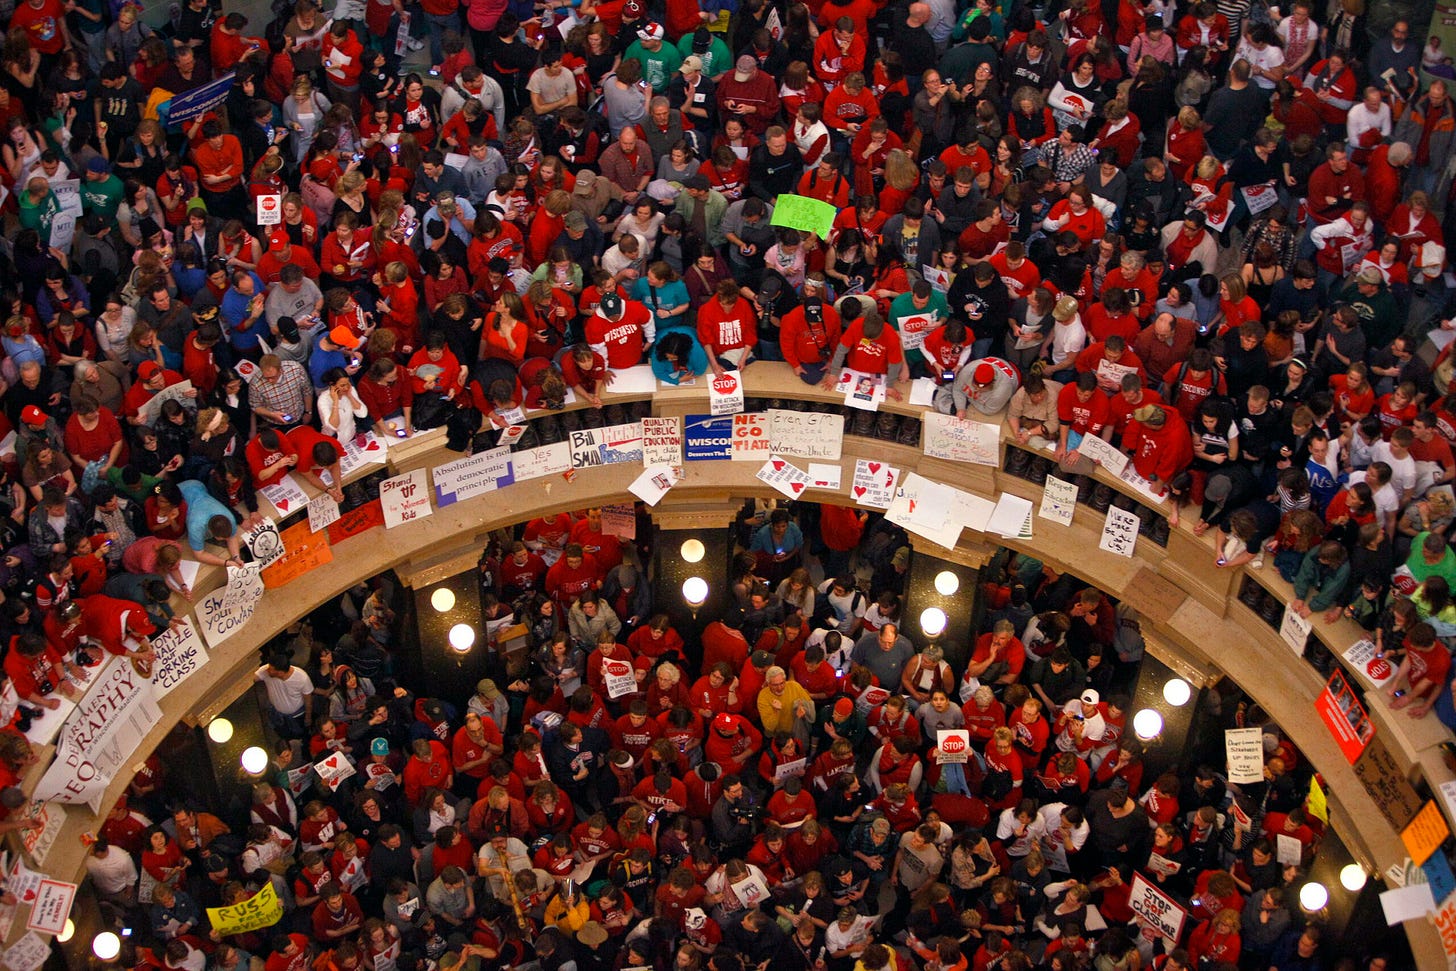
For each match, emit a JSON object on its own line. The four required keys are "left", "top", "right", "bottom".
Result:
{"left": 207, "top": 881, "right": 283, "bottom": 936}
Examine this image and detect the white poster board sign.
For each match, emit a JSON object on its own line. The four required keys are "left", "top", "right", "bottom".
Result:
{"left": 1099, "top": 506, "right": 1139, "bottom": 557}
{"left": 642, "top": 417, "right": 683, "bottom": 467}
{"left": 767, "top": 409, "right": 844, "bottom": 461}
{"left": 1224, "top": 727, "right": 1265, "bottom": 784}
{"left": 149, "top": 618, "right": 210, "bottom": 699}
{"left": 380, "top": 469, "right": 433, "bottom": 528}
{"left": 1039, "top": 475, "right": 1077, "bottom": 526}
{"left": 922, "top": 412, "right": 1000, "bottom": 465}
{"left": 1280, "top": 604, "right": 1312, "bottom": 656}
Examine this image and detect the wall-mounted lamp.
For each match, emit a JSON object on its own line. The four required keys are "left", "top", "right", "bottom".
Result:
{"left": 449, "top": 624, "right": 476, "bottom": 652}
{"left": 240, "top": 746, "right": 268, "bottom": 775}
{"left": 431, "top": 588, "right": 456, "bottom": 612}
{"left": 1132, "top": 708, "right": 1163, "bottom": 740}
{"left": 58, "top": 919, "right": 74, "bottom": 943}
{"left": 93, "top": 933, "right": 121, "bottom": 960}
{"left": 681, "top": 539, "right": 705, "bottom": 563}
{"left": 206, "top": 718, "right": 234, "bottom": 743}
{"left": 934, "top": 571, "right": 959, "bottom": 596}
{"left": 920, "top": 607, "right": 948, "bottom": 638}
{"left": 1339, "top": 864, "right": 1368, "bottom": 891}
{"left": 1299, "top": 882, "right": 1329, "bottom": 913}
{"left": 683, "top": 577, "right": 708, "bottom": 618}
{"left": 1162, "top": 678, "right": 1191, "bottom": 707}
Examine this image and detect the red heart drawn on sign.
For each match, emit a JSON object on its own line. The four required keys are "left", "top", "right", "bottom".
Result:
{"left": 365, "top": 441, "right": 381, "bottom": 451}
{"left": 789, "top": 482, "right": 804, "bottom": 494}
{"left": 868, "top": 463, "right": 881, "bottom": 473}
{"left": 853, "top": 486, "right": 867, "bottom": 498}
{"left": 276, "top": 499, "right": 291, "bottom": 511}
{"left": 772, "top": 458, "right": 785, "bottom": 471}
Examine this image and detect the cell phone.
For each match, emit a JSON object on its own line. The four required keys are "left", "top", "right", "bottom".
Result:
{"left": 647, "top": 811, "right": 658, "bottom": 825}
{"left": 1394, "top": 689, "right": 1407, "bottom": 698}
{"left": 281, "top": 414, "right": 294, "bottom": 423}
{"left": 390, "top": 144, "right": 400, "bottom": 153}
{"left": 404, "top": 224, "right": 416, "bottom": 238}
{"left": 352, "top": 153, "right": 364, "bottom": 162}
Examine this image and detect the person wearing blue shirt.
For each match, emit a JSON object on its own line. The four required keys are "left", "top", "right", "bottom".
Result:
{"left": 651, "top": 327, "right": 708, "bottom": 385}
{"left": 309, "top": 326, "right": 364, "bottom": 389}
{"left": 177, "top": 479, "right": 244, "bottom": 566}
{"left": 631, "top": 263, "right": 692, "bottom": 334}
{"left": 218, "top": 269, "right": 269, "bottom": 357}
{"left": 748, "top": 508, "right": 805, "bottom": 583}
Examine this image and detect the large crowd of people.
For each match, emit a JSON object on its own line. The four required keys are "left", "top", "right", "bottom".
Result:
{"left": 0, "top": 0, "right": 1447, "bottom": 966}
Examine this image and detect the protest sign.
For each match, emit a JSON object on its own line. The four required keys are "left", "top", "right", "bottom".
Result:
{"left": 1279, "top": 605, "right": 1312, "bottom": 655}
{"left": 602, "top": 658, "right": 637, "bottom": 699}
{"left": 307, "top": 494, "right": 340, "bottom": 533}
{"left": 685, "top": 415, "right": 733, "bottom": 461}
{"left": 851, "top": 460, "right": 898, "bottom": 508}
{"left": 207, "top": 881, "right": 284, "bottom": 936}
{"left": 327, "top": 499, "right": 383, "bottom": 545}
{"left": 600, "top": 423, "right": 644, "bottom": 464}
{"left": 260, "top": 474, "right": 309, "bottom": 516}
{"left": 256, "top": 193, "right": 282, "bottom": 225}
{"left": 241, "top": 519, "right": 285, "bottom": 568}
{"left": 3, "top": 932, "right": 50, "bottom": 971}
{"left": 262, "top": 520, "right": 333, "bottom": 589}
{"left": 512, "top": 442, "right": 572, "bottom": 481}
{"left": 807, "top": 464, "right": 841, "bottom": 489}
{"left": 433, "top": 447, "right": 513, "bottom": 506}
{"left": 20, "top": 802, "right": 64, "bottom": 867}
{"left": 199, "top": 564, "right": 264, "bottom": 648}
{"left": 1099, "top": 507, "right": 1139, "bottom": 557}
{"left": 773, "top": 758, "right": 807, "bottom": 784}
{"left": 33, "top": 658, "right": 162, "bottom": 810}
{"left": 756, "top": 456, "right": 811, "bottom": 499}
{"left": 600, "top": 505, "right": 635, "bottom": 539}
{"left": 923, "top": 412, "right": 1000, "bottom": 465}
{"left": 769, "top": 194, "right": 836, "bottom": 238}
{"left": 768, "top": 409, "right": 843, "bottom": 460}
{"left": 1315, "top": 670, "right": 1373, "bottom": 764}
{"left": 1128, "top": 874, "right": 1186, "bottom": 946}
{"left": 1073, "top": 433, "right": 1128, "bottom": 476}
{"left": 1039, "top": 475, "right": 1077, "bottom": 526}
{"left": 937, "top": 729, "right": 970, "bottom": 764}
{"left": 380, "top": 470, "right": 432, "bottom": 528}
{"left": 25, "top": 879, "right": 77, "bottom": 935}
{"left": 836, "top": 369, "right": 885, "bottom": 411}
{"left": 165, "top": 72, "right": 237, "bottom": 126}
{"left": 1225, "top": 727, "right": 1264, "bottom": 784}
{"left": 708, "top": 372, "right": 745, "bottom": 416}
{"left": 731, "top": 413, "right": 774, "bottom": 462}
{"left": 642, "top": 417, "right": 683, "bottom": 467}
{"left": 150, "top": 619, "right": 209, "bottom": 699}
{"left": 629, "top": 466, "right": 681, "bottom": 506}
{"left": 136, "top": 379, "right": 196, "bottom": 426}
{"left": 1402, "top": 800, "right": 1451, "bottom": 867}
{"left": 569, "top": 429, "right": 604, "bottom": 469}
{"left": 1344, "top": 639, "right": 1395, "bottom": 688}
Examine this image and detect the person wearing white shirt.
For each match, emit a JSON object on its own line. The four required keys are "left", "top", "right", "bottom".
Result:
{"left": 1346, "top": 87, "right": 1392, "bottom": 158}
{"left": 254, "top": 654, "right": 315, "bottom": 740}
{"left": 1373, "top": 433, "right": 1419, "bottom": 504}
{"left": 1044, "top": 296, "right": 1087, "bottom": 376}
{"left": 85, "top": 839, "right": 139, "bottom": 903}
{"left": 1036, "top": 802, "right": 1090, "bottom": 869}
{"left": 1349, "top": 464, "right": 1400, "bottom": 533}
{"left": 1235, "top": 25, "right": 1285, "bottom": 91}
{"left": 996, "top": 801, "right": 1048, "bottom": 857}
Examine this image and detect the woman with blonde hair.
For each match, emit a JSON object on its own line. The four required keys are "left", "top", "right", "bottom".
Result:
{"left": 282, "top": 74, "right": 333, "bottom": 166}
{"left": 879, "top": 150, "right": 920, "bottom": 216}
{"left": 332, "top": 169, "right": 372, "bottom": 226}
{"left": 1163, "top": 106, "right": 1205, "bottom": 181}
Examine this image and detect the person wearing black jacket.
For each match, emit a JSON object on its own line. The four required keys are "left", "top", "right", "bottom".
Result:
{"left": 1085, "top": 787, "right": 1149, "bottom": 870}
{"left": 727, "top": 909, "right": 789, "bottom": 967}
{"left": 748, "top": 129, "right": 802, "bottom": 203}
{"left": 544, "top": 720, "right": 610, "bottom": 815}
{"left": 1125, "top": 157, "right": 1190, "bottom": 230}
{"left": 947, "top": 262, "right": 1011, "bottom": 358}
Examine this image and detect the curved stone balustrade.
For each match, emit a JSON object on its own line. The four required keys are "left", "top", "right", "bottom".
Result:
{"left": 26, "top": 364, "right": 1452, "bottom": 965}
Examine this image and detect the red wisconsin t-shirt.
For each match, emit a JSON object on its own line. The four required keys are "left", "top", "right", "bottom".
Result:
{"left": 839, "top": 320, "right": 904, "bottom": 374}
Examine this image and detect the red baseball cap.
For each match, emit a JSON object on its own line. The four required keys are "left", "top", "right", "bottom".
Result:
{"left": 138, "top": 361, "right": 162, "bottom": 380}
{"left": 20, "top": 406, "right": 46, "bottom": 427}
{"left": 972, "top": 362, "right": 996, "bottom": 386}
{"left": 268, "top": 230, "right": 289, "bottom": 249}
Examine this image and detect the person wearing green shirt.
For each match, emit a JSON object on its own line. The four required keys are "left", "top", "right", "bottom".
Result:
{"left": 81, "top": 157, "right": 125, "bottom": 226}
{"left": 888, "top": 281, "right": 949, "bottom": 372}
{"left": 625, "top": 24, "right": 683, "bottom": 96}
{"left": 1405, "top": 531, "right": 1456, "bottom": 589}
{"left": 17, "top": 177, "right": 60, "bottom": 239}
{"left": 677, "top": 28, "right": 732, "bottom": 80}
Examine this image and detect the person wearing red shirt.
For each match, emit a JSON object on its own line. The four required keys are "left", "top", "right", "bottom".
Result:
{"left": 824, "top": 313, "right": 908, "bottom": 389}
{"left": 406, "top": 333, "right": 465, "bottom": 401}
{"left": 1123, "top": 404, "right": 1194, "bottom": 492}
{"left": 1162, "top": 350, "right": 1226, "bottom": 423}
{"left": 1305, "top": 143, "right": 1367, "bottom": 225}
{"left": 586, "top": 292, "right": 653, "bottom": 370}
{"left": 312, "top": 883, "right": 365, "bottom": 943}
{"left": 702, "top": 712, "right": 763, "bottom": 771}
{"left": 402, "top": 739, "right": 452, "bottom": 806}
{"left": 320, "top": 214, "right": 377, "bottom": 286}
{"left": 697, "top": 281, "right": 759, "bottom": 374}
{"left": 375, "top": 263, "right": 421, "bottom": 356}
{"left": 544, "top": 544, "right": 601, "bottom": 610}
{"left": 181, "top": 324, "right": 222, "bottom": 396}
{"left": 245, "top": 427, "right": 300, "bottom": 486}
{"left": 989, "top": 244, "right": 1042, "bottom": 301}
{"left": 1042, "top": 186, "right": 1106, "bottom": 250}
{"left": 121, "top": 361, "right": 191, "bottom": 425}
{"left": 779, "top": 286, "right": 843, "bottom": 384}
{"left": 812, "top": 18, "right": 866, "bottom": 87}
{"left": 821, "top": 73, "right": 879, "bottom": 134}
{"left": 966, "top": 623, "right": 1026, "bottom": 687}
{"left": 10, "top": 0, "right": 68, "bottom": 57}
{"left": 1075, "top": 338, "right": 1146, "bottom": 395}
{"left": 265, "top": 933, "right": 312, "bottom": 971}
{"left": 1387, "top": 623, "right": 1451, "bottom": 716}
{"left": 962, "top": 688, "right": 1006, "bottom": 744}
{"left": 322, "top": 22, "right": 365, "bottom": 100}
{"left": 1175, "top": 4, "right": 1230, "bottom": 64}
{"left": 192, "top": 120, "right": 247, "bottom": 218}
{"left": 210, "top": 14, "right": 263, "bottom": 75}
{"left": 958, "top": 203, "right": 1010, "bottom": 262}
{"left": 982, "top": 728, "right": 1024, "bottom": 810}
{"left": 796, "top": 155, "right": 851, "bottom": 207}
{"left": 1006, "top": 696, "right": 1050, "bottom": 762}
